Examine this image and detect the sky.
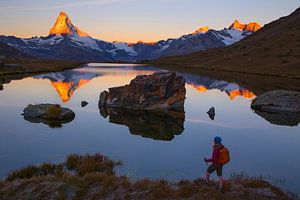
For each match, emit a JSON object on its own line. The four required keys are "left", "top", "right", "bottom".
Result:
{"left": 0, "top": 0, "right": 299, "bottom": 43}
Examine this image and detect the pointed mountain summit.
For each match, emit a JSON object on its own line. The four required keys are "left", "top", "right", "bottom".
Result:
{"left": 49, "top": 11, "right": 89, "bottom": 37}
{"left": 244, "top": 22, "right": 262, "bottom": 32}
{"left": 229, "top": 20, "right": 261, "bottom": 32}
{"left": 193, "top": 26, "right": 210, "bottom": 34}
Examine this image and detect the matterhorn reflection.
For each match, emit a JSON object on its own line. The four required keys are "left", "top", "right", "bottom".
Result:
{"left": 35, "top": 64, "right": 157, "bottom": 103}
{"left": 99, "top": 107, "right": 185, "bottom": 141}
{"left": 35, "top": 70, "right": 98, "bottom": 103}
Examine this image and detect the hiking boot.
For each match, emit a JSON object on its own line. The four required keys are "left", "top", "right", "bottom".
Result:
{"left": 216, "top": 186, "right": 225, "bottom": 193}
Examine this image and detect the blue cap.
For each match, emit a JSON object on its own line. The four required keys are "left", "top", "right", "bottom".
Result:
{"left": 214, "top": 136, "right": 222, "bottom": 144}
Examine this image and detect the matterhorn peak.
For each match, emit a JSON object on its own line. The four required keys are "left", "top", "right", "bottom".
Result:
{"left": 229, "top": 20, "right": 261, "bottom": 32}
{"left": 49, "top": 11, "right": 89, "bottom": 37}
{"left": 193, "top": 26, "right": 210, "bottom": 34}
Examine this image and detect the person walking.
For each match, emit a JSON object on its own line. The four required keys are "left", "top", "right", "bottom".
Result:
{"left": 204, "top": 136, "right": 230, "bottom": 192}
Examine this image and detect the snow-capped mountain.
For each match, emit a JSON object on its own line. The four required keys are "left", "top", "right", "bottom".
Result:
{"left": 0, "top": 11, "right": 261, "bottom": 62}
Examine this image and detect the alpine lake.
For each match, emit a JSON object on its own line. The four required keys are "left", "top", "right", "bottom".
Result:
{"left": 0, "top": 63, "right": 299, "bottom": 195}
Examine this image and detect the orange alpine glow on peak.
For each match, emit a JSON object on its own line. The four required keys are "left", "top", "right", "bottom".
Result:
{"left": 49, "top": 11, "right": 89, "bottom": 37}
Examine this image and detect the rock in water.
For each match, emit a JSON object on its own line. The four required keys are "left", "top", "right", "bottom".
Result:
{"left": 81, "top": 101, "right": 88, "bottom": 107}
{"left": 207, "top": 107, "right": 215, "bottom": 120}
{"left": 251, "top": 90, "right": 300, "bottom": 113}
{"left": 22, "top": 104, "right": 75, "bottom": 120}
{"left": 22, "top": 104, "right": 75, "bottom": 128}
{"left": 99, "top": 71, "right": 186, "bottom": 110}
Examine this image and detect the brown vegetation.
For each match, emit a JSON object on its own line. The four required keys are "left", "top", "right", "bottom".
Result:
{"left": 0, "top": 154, "right": 296, "bottom": 200}
{"left": 0, "top": 57, "right": 81, "bottom": 76}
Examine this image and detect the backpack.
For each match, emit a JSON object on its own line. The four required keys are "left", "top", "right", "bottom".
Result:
{"left": 219, "top": 146, "right": 230, "bottom": 165}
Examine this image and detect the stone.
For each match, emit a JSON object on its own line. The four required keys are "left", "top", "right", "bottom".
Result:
{"left": 22, "top": 104, "right": 75, "bottom": 121}
{"left": 99, "top": 71, "right": 186, "bottom": 110}
{"left": 251, "top": 90, "right": 300, "bottom": 113}
{"left": 99, "top": 91, "right": 109, "bottom": 107}
{"left": 99, "top": 107, "right": 185, "bottom": 141}
{"left": 81, "top": 101, "right": 88, "bottom": 107}
{"left": 207, "top": 107, "right": 215, "bottom": 120}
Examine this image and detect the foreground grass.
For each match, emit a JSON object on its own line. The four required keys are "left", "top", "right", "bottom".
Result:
{"left": 0, "top": 154, "right": 296, "bottom": 200}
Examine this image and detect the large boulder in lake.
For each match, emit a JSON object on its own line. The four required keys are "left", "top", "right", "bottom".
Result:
{"left": 99, "top": 71, "right": 186, "bottom": 110}
{"left": 251, "top": 90, "right": 300, "bottom": 113}
{"left": 22, "top": 104, "right": 75, "bottom": 128}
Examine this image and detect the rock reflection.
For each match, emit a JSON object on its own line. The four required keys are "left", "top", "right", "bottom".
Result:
{"left": 23, "top": 116, "right": 74, "bottom": 128}
{"left": 253, "top": 110, "right": 300, "bottom": 127}
{"left": 100, "top": 107, "right": 185, "bottom": 141}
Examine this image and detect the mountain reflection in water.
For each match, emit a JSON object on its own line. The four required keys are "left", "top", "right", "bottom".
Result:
{"left": 35, "top": 64, "right": 256, "bottom": 104}
{"left": 99, "top": 107, "right": 185, "bottom": 141}
{"left": 179, "top": 72, "right": 256, "bottom": 100}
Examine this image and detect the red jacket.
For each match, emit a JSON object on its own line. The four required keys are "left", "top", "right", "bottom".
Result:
{"left": 206, "top": 144, "right": 223, "bottom": 165}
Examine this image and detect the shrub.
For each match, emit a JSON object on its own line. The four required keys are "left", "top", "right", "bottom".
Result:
{"left": 65, "top": 153, "right": 122, "bottom": 176}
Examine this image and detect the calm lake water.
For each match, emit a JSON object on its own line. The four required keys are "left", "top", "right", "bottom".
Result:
{"left": 0, "top": 63, "right": 299, "bottom": 195}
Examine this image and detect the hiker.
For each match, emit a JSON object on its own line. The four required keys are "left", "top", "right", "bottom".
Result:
{"left": 204, "top": 136, "right": 230, "bottom": 191}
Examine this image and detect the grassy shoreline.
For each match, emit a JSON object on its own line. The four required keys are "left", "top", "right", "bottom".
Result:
{"left": 0, "top": 58, "right": 82, "bottom": 76}
{"left": 0, "top": 153, "right": 296, "bottom": 200}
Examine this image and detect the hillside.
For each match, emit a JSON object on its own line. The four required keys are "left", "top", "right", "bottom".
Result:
{"left": 154, "top": 7, "right": 300, "bottom": 79}
{"left": 0, "top": 42, "right": 31, "bottom": 58}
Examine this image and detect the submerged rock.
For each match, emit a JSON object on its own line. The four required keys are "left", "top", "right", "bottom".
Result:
{"left": 207, "top": 107, "right": 215, "bottom": 120}
{"left": 251, "top": 90, "right": 300, "bottom": 113}
{"left": 22, "top": 104, "right": 75, "bottom": 127}
{"left": 81, "top": 101, "right": 88, "bottom": 107}
{"left": 99, "top": 71, "right": 186, "bottom": 110}
{"left": 100, "top": 107, "right": 185, "bottom": 141}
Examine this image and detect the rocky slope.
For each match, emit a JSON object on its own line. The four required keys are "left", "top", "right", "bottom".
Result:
{"left": 154, "top": 7, "right": 300, "bottom": 78}
{"left": 0, "top": 11, "right": 260, "bottom": 62}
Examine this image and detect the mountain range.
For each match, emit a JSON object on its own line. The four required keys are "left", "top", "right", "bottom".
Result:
{"left": 154, "top": 7, "right": 300, "bottom": 78}
{"left": 0, "top": 11, "right": 261, "bottom": 62}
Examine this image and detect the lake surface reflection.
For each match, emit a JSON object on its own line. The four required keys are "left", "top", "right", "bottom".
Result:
{"left": 0, "top": 63, "right": 299, "bottom": 195}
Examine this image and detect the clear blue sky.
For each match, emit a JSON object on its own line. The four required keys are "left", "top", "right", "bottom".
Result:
{"left": 0, "top": 0, "right": 299, "bottom": 42}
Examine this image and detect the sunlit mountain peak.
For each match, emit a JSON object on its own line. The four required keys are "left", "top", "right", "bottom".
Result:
{"left": 49, "top": 11, "right": 89, "bottom": 37}
{"left": 193, "top": 26, "right": 210, "bottom": 34}
{"left": 245, "top": 22, "right": 262, "bottom": 32}
{"left": 229, "top": 20, "right": 261, "bottom": 32}
{"left": 229, "top": 20, "right": 247, "bottom": 31}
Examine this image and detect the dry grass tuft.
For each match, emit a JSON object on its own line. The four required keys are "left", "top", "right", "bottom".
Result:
{"left": 65, "top": 153, "right": 122, "bottom": 176}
